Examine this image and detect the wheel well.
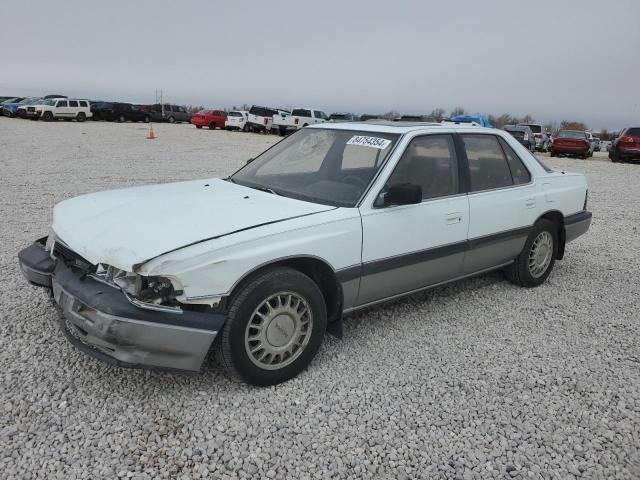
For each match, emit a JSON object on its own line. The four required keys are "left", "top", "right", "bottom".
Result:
{"left": 537, "top": 210, "right": 565, "bottom": 260}
{"left": 229, "top": 257, "right": 343, "bottom": 333}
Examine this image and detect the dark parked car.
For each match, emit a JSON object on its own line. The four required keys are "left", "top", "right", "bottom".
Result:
{"left": 609, "top": 127, "right": 640, "bottom": 163}
{"left": 91, "top": 102, "right": 151, "bottom": 122}
{"left": 0, "top": 97, "right": 25, "bottom": 115}
{"left": 503, "top": 125, "right": 535, "bottom": 151}
{"left": 395, "top": 115, "right": 429, "bottom": 122}
{"left": 329, "top": 112, "right": 356, "bottom": 122}
{"left": 359, "top": 114, "right": 381, "bottom": 121}
{"left": 2, "top": 97, "right": 37, "bottom": 117}
{"left": 550, "top": 130, "right": 592, "bottom": 159}
{"left": 150, "top": 104, "right": 190, "bottom": 123}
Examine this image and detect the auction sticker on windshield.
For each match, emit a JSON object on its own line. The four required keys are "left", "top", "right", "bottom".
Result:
{"left": 346, "top": 136, "right": 391, "bottom": 149}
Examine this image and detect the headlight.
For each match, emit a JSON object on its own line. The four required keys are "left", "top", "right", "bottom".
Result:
{"left": 95, "top": 264, "right": 182, "bottom": 305}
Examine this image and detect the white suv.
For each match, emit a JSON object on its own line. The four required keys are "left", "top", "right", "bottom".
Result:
{"left": 36, "top": 98, "right": 92, "bottom": 122}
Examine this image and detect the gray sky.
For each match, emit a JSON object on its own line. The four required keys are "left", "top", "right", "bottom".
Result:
{"left": 1, "top": 0, "right": 638, "bottom": 130}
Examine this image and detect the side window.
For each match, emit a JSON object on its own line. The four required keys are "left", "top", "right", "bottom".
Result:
{"left": 164, "top": 105, "right": 172, "bottom": 112}
{"left": 387, "top": 135, "right": 459, "bottom": 200}
{"left": 315, "top": 111, "right": 327, "bottom": 119}
{"left": 68, "top": 100, "right": 78, "bottom": 107}
{"left": 462, "top": 134, "right": 513, "bottom": 191}
{"left": 56, "top": 100, "right": 68, "bottom": 107}
{"left": 499, "top": 138, "right": 531, "bottom": 185}
{"left": 178, "top": 106, "right": 186, "bottom": 113}
{"left": 79, "top": 101, "right": 87, "bottom": 107}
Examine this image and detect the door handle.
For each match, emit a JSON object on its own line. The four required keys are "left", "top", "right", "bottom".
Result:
{"left": 445, "top": 212, "right": 463, "bottom": 225}
{"left": 525, "top": 198, "right": 536, "bottom": 209}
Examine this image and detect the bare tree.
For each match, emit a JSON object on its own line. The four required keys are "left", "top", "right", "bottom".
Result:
{"left": 382, "top": 110, "right": 400, "bottom": 120}
{"left": 519, "top": 114, "right": 535, "bottom": 124}
{"left": 428, "top": 108, "right": 446, "bottom": 121}
{"left": 450, "top": 106, "right": 466, "bottom": 117}
{"left": 560, "top": 120, "right": 589, "bottom": 131}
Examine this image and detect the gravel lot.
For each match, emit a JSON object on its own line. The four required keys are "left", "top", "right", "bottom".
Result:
{"left": 1, "top": 118, "right": 639, "bottom": 479}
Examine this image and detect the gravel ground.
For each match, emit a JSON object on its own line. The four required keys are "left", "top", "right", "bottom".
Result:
{"left": 1, "top": 118, "right": 639, "bottom": 479}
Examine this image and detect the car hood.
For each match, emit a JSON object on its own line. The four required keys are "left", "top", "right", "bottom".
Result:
{"left": 52, "top": 178, "right": 335, "bottom": 271}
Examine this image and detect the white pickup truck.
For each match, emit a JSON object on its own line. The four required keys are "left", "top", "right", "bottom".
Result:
{"left": 272, "top": 108, "right": 329, "bottom": 136}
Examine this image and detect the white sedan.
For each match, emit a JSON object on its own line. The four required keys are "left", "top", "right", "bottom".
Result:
{"left": 19, "top": 121, "right": 591, "bottom": 385}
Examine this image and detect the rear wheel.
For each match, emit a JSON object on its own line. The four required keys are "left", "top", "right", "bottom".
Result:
{"left": 209, "top": 122, "right": 216, "bottom": 130}
{"left": 242, "top": 124, "right": 249, "bottom": 132}
{"left": 118, "top": 114, "right": 126, "bottom": 123}
{"left": 143, "top": 115, "right": 150, "bottom": 123}
{"left": 216, "top": 267, "right": 327, "bottom": 386}
{"left": 505, "top": 219, "right": 558, "bottom": 287}
{"left": 168, "top": 116, "right": 175, "bottom": 124}
{"left": 196, "top": 125, "right": 202, "bottom": 129}
{"left": 76, "top": 112, "right": 86, "bottom": 122}
{"left": 550, "top": 151, "right": 556, "bottom": 157}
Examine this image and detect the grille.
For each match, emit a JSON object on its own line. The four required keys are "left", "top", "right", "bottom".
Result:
{"left": 53, "top": 241, "right": 93, "bottom": 271}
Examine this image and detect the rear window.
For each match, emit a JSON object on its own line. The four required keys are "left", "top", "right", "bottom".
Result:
{"left": 249, "top": 106, "right": 266, "bottom": 117}
{"left": 625, "top": 128, "right": 640, "bottom": 136}
{"left": 521, "top": 124, "right": 542, "bottom": 133}
{"left": 79, "top": 101, "right": 87, "bottom": 107}
{"left": 558, "top": 130, "right": 586, "bottom": 139}
{"left": 228, "top": 111, "right": 242, "bottom": 117}
{"left": 292, "top": 109, "right": 312, "bottom": 117}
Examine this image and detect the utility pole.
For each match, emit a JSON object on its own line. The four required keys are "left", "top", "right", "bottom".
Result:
{"left": 155, "top": 89, "right": 164, "bottom": 117}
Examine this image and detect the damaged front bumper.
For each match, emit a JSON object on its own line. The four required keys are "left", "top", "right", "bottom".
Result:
{"left": 18, "top": 238, "right": 225, "bottom": 372}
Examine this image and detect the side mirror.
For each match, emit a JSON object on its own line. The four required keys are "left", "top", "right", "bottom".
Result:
{"left": 384, "top": 183, "right": 422, "bottom": 206}
{"left": 246, "top": 157, "right": 255, "bottom": 164}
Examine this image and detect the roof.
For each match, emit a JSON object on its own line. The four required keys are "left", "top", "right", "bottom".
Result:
{"left": 309, "top": 120, "right": 493, "bottom": 134}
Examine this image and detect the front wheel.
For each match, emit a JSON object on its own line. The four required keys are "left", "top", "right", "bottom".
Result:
{"left": 76, "top": 112, "right": 86, "bottom": 122}
{"left": 42, "top": 111, "right": 54, "bottom": 121}
{"left": 168, "top": 116, "right": 175, "bottom": 124}
{"left": 216, "top": 267, "right": 327, "bottom": 386}
{"left": 505, "top": 219, "right": 558, "bottom": 287}
{"left": 242, "top": 124, "right": 249, "bottom": 132}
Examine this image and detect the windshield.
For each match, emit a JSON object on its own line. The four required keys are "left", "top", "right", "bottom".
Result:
{"left": 41, "top": 99, "right": 56, "bottom": 106}
{"left": 521, "top": 124, "right": 542, "bottom": 133}
{"left": 558, "top": 130, "right": 586, "bottom": 139}
{"left": 231, "top": 128, "right": 400, "bottom": 207}
{"left": 330, "top": 114, "right": 349, "bottom": 120}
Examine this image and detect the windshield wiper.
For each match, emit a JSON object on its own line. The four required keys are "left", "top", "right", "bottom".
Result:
{"left": 252, "top": 186, "right": 281, "bottom": 196}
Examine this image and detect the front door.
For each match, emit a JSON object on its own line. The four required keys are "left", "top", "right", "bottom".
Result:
{"left": 358, "top": 134, "right": 469, "bottom": 306}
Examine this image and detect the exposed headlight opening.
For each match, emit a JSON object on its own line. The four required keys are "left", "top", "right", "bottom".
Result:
{"left": 94, "top": 264, "right": 183, "bottom": 307}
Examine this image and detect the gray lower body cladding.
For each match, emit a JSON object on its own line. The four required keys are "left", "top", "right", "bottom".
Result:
{"left": 18, "top": 240, "right": 225, "bottom": 372}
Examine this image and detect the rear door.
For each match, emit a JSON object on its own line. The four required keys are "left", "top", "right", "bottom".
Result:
{"left": 460, "top": 133, "right": 540, "bottom": 274}
{"left": 358, "top": 133, "right": 469, "bottom": 305}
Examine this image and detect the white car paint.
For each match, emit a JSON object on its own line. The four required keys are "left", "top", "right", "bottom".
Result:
{"left": 225, "top": 110, "right": 248, "bottom": 130}
{"left": 272, "top": 108, "right": 329, "bottom": 133}
{"left": 50, "top": 122, "right": 589, "bottom": 311}
{"left": 36, "top": 98, "right": 92, "bottom": 120}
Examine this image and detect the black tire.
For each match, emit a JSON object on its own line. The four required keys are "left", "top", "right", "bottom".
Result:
{"left": 118, "top": 114, "right": 126, "bottom": 123}
{"left": 209, "top": 122, "right": 216, "bottom": 130}
{"left": 168, "top": 116, "right": 175, "bottom": 124}
{"left": 242, "top": 124, "right": 249, "bottom": 132}
{"left": 42, "top": 112, "right": 54, "bottom": 122}
{"left": 550, "top": 151, "right": 556, "bottom": 157}
{"left": 611, "top": 150, "right": 619, "bottom": 162}
{"left": 505, "top": 219, "right": 558, "bottom": 288}
{"left": 143, "top": 115, "right": 150, "bottom": 123}
{"left": 76, "top": 112, "right": 86, "bottom": 122}
{"left": 216, "top": 267, "right": 327, "bottom": 386}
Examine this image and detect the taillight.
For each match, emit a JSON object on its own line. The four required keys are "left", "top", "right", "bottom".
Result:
{"left": 263, "top": 117, "right": 268, "bottom": 125}
{"left": 524, "top": 134, "right": 529, "bottom": 141}
{"left": 619, "top": 135, "right": 634, "bottom": 143}
{"left": 294, "top": 117, "right": 299, "bottom": 125}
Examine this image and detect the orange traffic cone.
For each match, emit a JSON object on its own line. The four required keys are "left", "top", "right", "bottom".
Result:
{"left": 147, "top": 124, "right": 157, "bottom": 140}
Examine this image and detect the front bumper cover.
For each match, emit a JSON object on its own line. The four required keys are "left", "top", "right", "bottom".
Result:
{"left": 18, "top": 239, "right": 225, "bottom": 372}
